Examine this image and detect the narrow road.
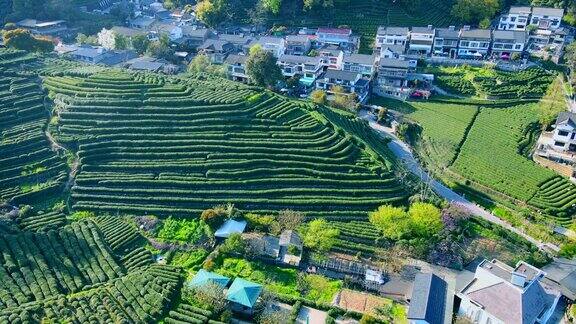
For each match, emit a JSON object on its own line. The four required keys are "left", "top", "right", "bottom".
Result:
{"left": 358, "top": 110, "right": 560, "bottom": 252}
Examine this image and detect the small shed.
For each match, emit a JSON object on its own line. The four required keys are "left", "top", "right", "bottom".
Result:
{"left": 365, "top": 269, "right": 385, "bottom": 285}
{"left": 214, "top": 219, "right": 247, "bottom": 238}
{"left": 279, "top": 230, "right": 303, "bottom": 266}
{"left": 188, "top": 269, "right": 230, "bottom": 288}
{"left": 226, "top": 278, "right": 263, "bottom": 314}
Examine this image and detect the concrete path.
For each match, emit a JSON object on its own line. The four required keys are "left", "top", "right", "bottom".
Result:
{"left": 358, "top": 110, "right": 559, "bottom": 252}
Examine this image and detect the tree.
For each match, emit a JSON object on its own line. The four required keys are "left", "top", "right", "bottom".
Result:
{"left": 369, "top": 205, "right": 411, "bottom": 240}
{"left": 331, "top": 85, "right": 359, "bottom": 110}
{"left": 220, "top": 233, "right": 245, "bottom": 254}
{"left": 146, "top": 34, "right": 174, "bottom": 60}
{"left": 277, "top": 209, "right": 304, "bottom": 231}
{"left": 310, "top": 89, "right": 327, "bottom": 105}
{"left": 195, "top": 0, "right": 228, "bottom": 27}
{"left": 408, "top": 202, "right": 443, "bottom": 238}
{"left": 185, "top": 282, "right": 228, "bottom": 313}
{"left": 302, "top": 219, "right": 339, "bottom": 252}
{"left": 246, "top": 44, "right": 283, "bottom": 87}
{"left": 131, "top": 34, "right": 150, "bottom": 55}
{"left": 77, "top": 33, "right": 98, "bottom": 45}
{"left": 451, "top": 0, "right": 500, "bottom": 25}
{"left": 303, "top": 0, "right": 333, "bottom": 11}
{"left": 261, "top": 0, "right": 282, "bottom": 14}
{"left": 3, "top": 29, "right": 54, "bottom": 52}
{"left": 188, "top": 53, "right": 212, "bottom": 73}
{"left": 114, "top": 33, "right": 128, "bottom": 50}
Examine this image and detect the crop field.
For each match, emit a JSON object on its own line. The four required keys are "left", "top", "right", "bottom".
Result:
{"left": 41, "top": 70, "right": 409, "bottom": 220}
{"left": 0, "top": 70, "right": 68, "bottom": 205}
{"left": 372, "top": 95, "right": 576, "bottom": 223}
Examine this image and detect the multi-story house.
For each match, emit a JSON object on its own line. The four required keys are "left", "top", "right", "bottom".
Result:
{"left": 374, "top": 58, "right": 411, "bottom": 99}
{"left": 277, "top": 54, "right": 323, "bottom": 87}
{"left": 225, "top": 54, "right": 249, "bottom": 83}
{"left": 218, "top": 34, "right": 255, "bottom": 53}
{"left": 198, "top": 39, "right": 234, "bottom": 63}
{"left": 457, "top": 259, "right": 560, "bottom": 324}
{"left": 531, "top": 7, "right": 564, "bottom": 31}
{"left": 342, "top": 54, "right": 376, "bottom": 77}
{"left": 380, "top": 44, "right": 406, "bottom": 60}
{"left": 318, "top": 46, "right": 344, "bottom": 70}
{"left": 315, "top": 69, "right": 370, "bottom": 103}
{"left": 491, "top": 30, "right": 527, "bottom": 59}
{"left": 179, "top": 27, "right": 212, "bottom": 49}
{"left": 16, "top": 19, "right": 68, "bottom": 37}
{"left": 498, "top": 6, "right": 532, "bottom": 31}
{"left": 457, "top": 28, "right": 492, "bottom": 59}
{"left": 150, "top": 23, "right": 183, "bottom": 41}
{"left": 316, "top": 28, "right": 359, "bottom": 53}
{"left": 254, "top": 36, "right": 286, "bottom": 58}
{"left": 433, "top": 27, "right": 460, "bottom": 58}
{"left": 408, "top": 26, "right": 435, "bottom": 55}
{"left": 376, "top": 27, "right": 409, "bottom": 50}
{"left": 285, "top": 35, "right": 312, "bottom": 56}
{"left": 551, "top": 112, "right": 576, "bottom": 153}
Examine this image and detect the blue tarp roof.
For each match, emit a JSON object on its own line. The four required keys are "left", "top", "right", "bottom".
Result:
{"left": 214, "top": 219, "right": 247, "bottom": 238}
{"left": 226, "top": 278, "right": 263, "bottom": 308}
{"left": 188, "top": 269, "right": 230, "bottom": 288}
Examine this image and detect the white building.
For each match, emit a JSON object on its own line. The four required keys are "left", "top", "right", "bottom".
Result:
{"left": 531, "top": 7, "right": 564, "bottom": 31}
{"left": 254, "top": 36, "right": 286, "bottom": 58}
{"left": 499, "top": 6, "right": 532, "bottom": 31}
{"left": 408, "top": 26, "right": 435, "bottom": 55}
{"left": 318, "top": 46, "right": 344, "bottom": 70}
{"left": 376, "top": 26, "right": 409, "bottom": 50}
{"left": 277, "top": 54, "right": 323, "bottom": 87}
{"left": 491, "top": 30, "right": 527, "bottom": 59}
{"left": 433, "top": 27, "right": 460, "bottom": 58}
{"left": 457, "top": 28, "right": 492, "bottom": 59}
{"left": 457, "top": 259, "right": 560, "bottom": 324}
{"left": 342, "top": 54, "right": 376, "bottom": 77}
{"left": 551, "top": 112, "right": 576, "bottom": 153}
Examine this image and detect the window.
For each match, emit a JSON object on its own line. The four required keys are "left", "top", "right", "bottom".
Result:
{"left": 511, "top": 17, "right": 516, "bottom": 22}
{"left": 515, "top": 44, "right": 522, "bottom": 50}
{"left": 460, "top": 41, "right": 470, "bottom": 47}
{"left": 558, "top": 130, "right": 569, "bottom": 136}
{"left": 554, "top": 141, "right": 566, "bottom": 147}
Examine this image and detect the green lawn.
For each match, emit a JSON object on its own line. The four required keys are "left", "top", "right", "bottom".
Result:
{"left": 214, "top": 257, "right": 341, "bottom": 303}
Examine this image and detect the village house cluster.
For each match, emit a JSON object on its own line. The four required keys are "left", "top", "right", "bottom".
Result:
{"left": 15, "top": 2, "right": 572, "bottom": 103}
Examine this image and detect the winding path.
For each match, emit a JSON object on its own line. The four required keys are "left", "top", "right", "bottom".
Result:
{"left": 358, "top": 110, "right": 560, "bottom": 252}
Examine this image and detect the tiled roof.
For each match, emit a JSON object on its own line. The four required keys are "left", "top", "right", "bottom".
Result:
{"left": 226, "top": 278, "right": 263, "bottom": 308}
{"left": 408, "top": 273, "right": 447, "bottom": 323}
{"left": 343, "top": 53, "right": 374, "bottom": 65}
{"left": 188, "top": 269, "right": 230, "bottom": 288}
{"left": 460, "top": 29, "right": 492, "bottom": 39}
{"left": 532, "top": 7, "right": 564, "bottom": 17}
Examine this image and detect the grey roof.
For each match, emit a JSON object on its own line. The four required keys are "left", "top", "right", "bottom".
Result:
{"left": 130, "top": 16, "right": 155, "bottom": 28}
{"left": 199, "top": 39, "right": 232, "bottom": 51}
{"left": 225, "top": 54, "right": 247, "bottom": 65}
{"left": 532, "top": 7, "right": 565, "bottom": 17}
{"left": 435, "top": 28, "right": 459, "bottom": 39}
{"left": 279, "top": 54, "right": 321, "bottom": 65}
{"left": 279, "top": 230, "right": 302, "bottom": 247}
{"left": 493, "top": 30, "right": 527, "bottom": 42}
{"left": 377, "top": 26, "right": 409, "bottom": 36}
{"left": 509, "top": 6, "right": 532, "bottom": 15}
{"left": 181, "top": 27, "right": 211, "bottom": 38}
{"left": 256, "top": 36, "right": 285, "bottom": 46}
{"left": 407, "top": 273, "right": 447, "bottom": 324}
{"left": 322, "top": 69, "right": 361, "bottom": 82}
{"left": 556, "top": 112, "right": 576, "bottom": 127}
{"left": 99, "top": 50, "right": 138, "bottom": 66}
{"left": 411, "top": 26, "right": 435, "bottom": 35}
{"left": 379, "top": 58, "right": 410, "bottom": 69}
{"left": 343, "top": 53, "right": 374, "bottom": 65}
{"left": 111, "top": 26, "right": 145, "bottom": 37}
{"left": 460, "top": 29, "right": 492, "bottom": 40}
{"left": 381, "top": 44, "right": 406, "bottom": 54}
{"left": 543, "top": 258, "right": 576, "bottom": 299}
{"left": 218, "top": 33, "right": 254, "bottom": 45}
{"left": 130, "top": 61, "right": 163, "bottom": 71}
{"left": 286, "top": 34, "right": 310, "bottom": 44}
{"left": 73, "top": 47, "right": 107, "bottom": 58}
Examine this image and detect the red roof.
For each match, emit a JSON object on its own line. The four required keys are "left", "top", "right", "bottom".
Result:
{"left": 316, "top": 28, "right": 351, "bottom": 35}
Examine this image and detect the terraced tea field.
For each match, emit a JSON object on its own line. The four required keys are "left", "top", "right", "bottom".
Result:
{"left": 0, "top": 69, "right": 67, "bottom": 205}
{"left": 43, "top": 70, "right": 408, "bottom": 220}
